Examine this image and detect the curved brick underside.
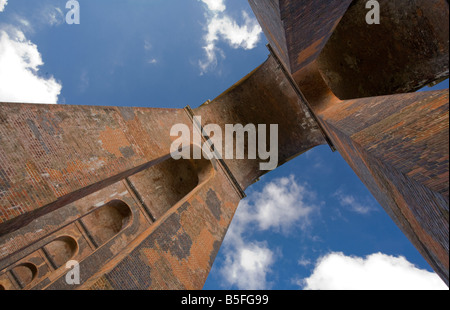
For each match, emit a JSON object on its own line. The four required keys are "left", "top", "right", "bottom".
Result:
{"left": 317, "top": 0, "right": 449, "bottom": 99}
{"left": 250, "top": 0, "right": 449, "bottom": 98}
{"left": 194, "top": 55, "right": 326, "bottom": 190}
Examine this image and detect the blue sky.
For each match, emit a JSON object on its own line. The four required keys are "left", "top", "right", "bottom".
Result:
{"left": 0, "top": 0, "right": 448, "bottom": 290}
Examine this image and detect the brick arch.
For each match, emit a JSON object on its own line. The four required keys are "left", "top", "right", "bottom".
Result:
{"left": 11, "top": 262, "right": 38, "bottom": 288}
{"left": 42, "top": 236, "right": 78, "bottom": 269}
{"left": 80, "top": 200, "right": 132, "bottom": 246}
{"left": 126, "top": 144, "right": 215, "bottom": 220}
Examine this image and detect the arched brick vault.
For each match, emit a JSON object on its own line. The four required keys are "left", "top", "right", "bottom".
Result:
{"left": 0, "top": 0, "right": 448, "bottom": 289}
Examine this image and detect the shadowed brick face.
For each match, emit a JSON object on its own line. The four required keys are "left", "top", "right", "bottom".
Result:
{"left": 318, "top": 91, "right": 449, "bottom": 283}
{"left": 0, "top": 0, "right": 448, "bottom": 289}
{"left": 250, "top": 0, "right": 448, "bottom": 285}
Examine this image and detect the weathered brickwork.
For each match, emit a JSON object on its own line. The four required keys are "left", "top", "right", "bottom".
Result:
{"left": 77, "top": 157, "right": 243, "bottom": 290}
{"left": 0, "top": 55, "right": 324, "bottom": 289}
{"left": 248, "top": 0, "right": 290, "bottom": 70}
{"left": 0, "top": 179, "right": 153, "bottom": 289}
{"left": 0, "top": 0, "right": 448, "bottom": 290}
{"left": 195, "top": 56, "right": 326, "bottom": 190}
{"left": 280, "top": 0, "right": 353, "bottom": 72}
{"left": 317, "top": 91, "right": 449, "bottom": 283}
{"left": 317, "top": 0, "right": 449, "bottom": 99}
{"left": 0, "top": 103, "right": 189, "bottom": 234}
{"left": 250, "top": 0, "right": 448, "bottom": 285}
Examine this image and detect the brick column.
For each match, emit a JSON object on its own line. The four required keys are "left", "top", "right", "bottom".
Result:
{"left": 317, "top": 90, "right": 449, "bottom": 284}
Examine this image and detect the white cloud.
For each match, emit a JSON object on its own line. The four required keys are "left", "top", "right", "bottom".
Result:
{"left": 334, "top": 190, "right": 376, "bottom": 215}
{"left": 298, "top": 257, "right": 312, "bottom": 268}
{"left": 16, "top": 17, "right": 32, "bottom": 32}
{"left": 218, "top": 200, "right": 276, "bottom": 289}
{"left": 143, "top": 39, "right": 158, "bottom": 65}
{"left": 220, "top": 242, "right": 275, "bottom": 290}
{"left": 198, "top": 0, "right": 262, "bottom": 74}
{"left": 43, "top": 7, "right": 64, "bottom": 26}
{"left": 144, "top": 39, "right": 152, "bottom": 51}
{"left": 0, "top": 29, "right": 62, "bottom": 104}
{"left": 300, "top": 252, "right": 448, "bottom": 290}
{"left": 241, "top": 175, "right": 318, "bottom": 234}
{"left": 218, "top": 175, "right": 318, "bottom": 289}
{"left": 0, "top": 0, "right": 7, "bottom": 13}
{"left": 199, "top": 0, "right": 225, "bottom": 13}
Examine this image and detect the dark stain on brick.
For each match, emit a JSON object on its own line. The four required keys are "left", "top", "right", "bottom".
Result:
{"left": 206, "top": 189, "right": 222, "bottom": 221}
{"left": 26, "top": 119, "right": 50, "bottom": 154}
{"left": 156, "top": 213, "right": 193, "bottom": 260}
{"left": 0, "top": 111, "right": 7, "bottom": 124}
{"left": 39, "top": 115, "right": 57, "bottom": 136}
{"left": 165, "top": 229, "right": 193, "bottom": 261}
{"left": 148, "top": 212, "right": 182, "bottom": 249}
{"left": 119, "top": 146, "right": 135, "bottom": 158}
{"left": 118, "top": 107, "right": 136, "bottom": 121}
{"left": 0, "top": 169, "right": 11, "bottom": 192}
{"left": 209, "top": 240, "right": 221, "bottom": 269}
{"left": 55, "top": 111, "right": 69, "bottom": 122}
{"left": 104, "top": 212, "right": 192, "bottom": 289}
{"left": 106, "top": 252, "right": 153, "bottom": 290}
{"left": 178, "top": 202, "right": 190, "bottom": 214}
{"left": 32, "top": 278, "right": 51, "bottom": 290}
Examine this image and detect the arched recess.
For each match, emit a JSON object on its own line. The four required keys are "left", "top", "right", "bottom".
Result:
{"left": 126, "top": 145, "right": 215, "bottom": 219}
{"left": 42, "top": 236, "right": 78, "bottom": 269}
{"left": 80, "top": 200, "right": 132, "bottom": 246}
{"left": 1, "top": 202, "right": 130, "bottom": 290}
{"left": 11, "top": 263, "right": 38, "bottom": 288}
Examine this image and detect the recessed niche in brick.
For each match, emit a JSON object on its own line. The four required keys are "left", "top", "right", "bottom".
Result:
{"left": 43, "top": 236, "right": 78, "bottom": 269}
{"left": 81, "top": 200, "right": 132, "bottom": 246}
{"left": 11, "top": 263, "right": 38, "bottom": 288}
{"left": 127, "top": 146, "right": 213, "bottom": 219}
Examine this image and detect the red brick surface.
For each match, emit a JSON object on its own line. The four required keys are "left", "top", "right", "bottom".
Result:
{"left": 0, "top": 0, "right": 448, "bottom": 290}
{"left": 318, "top": 90, "right": 449, "bottom": 284}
